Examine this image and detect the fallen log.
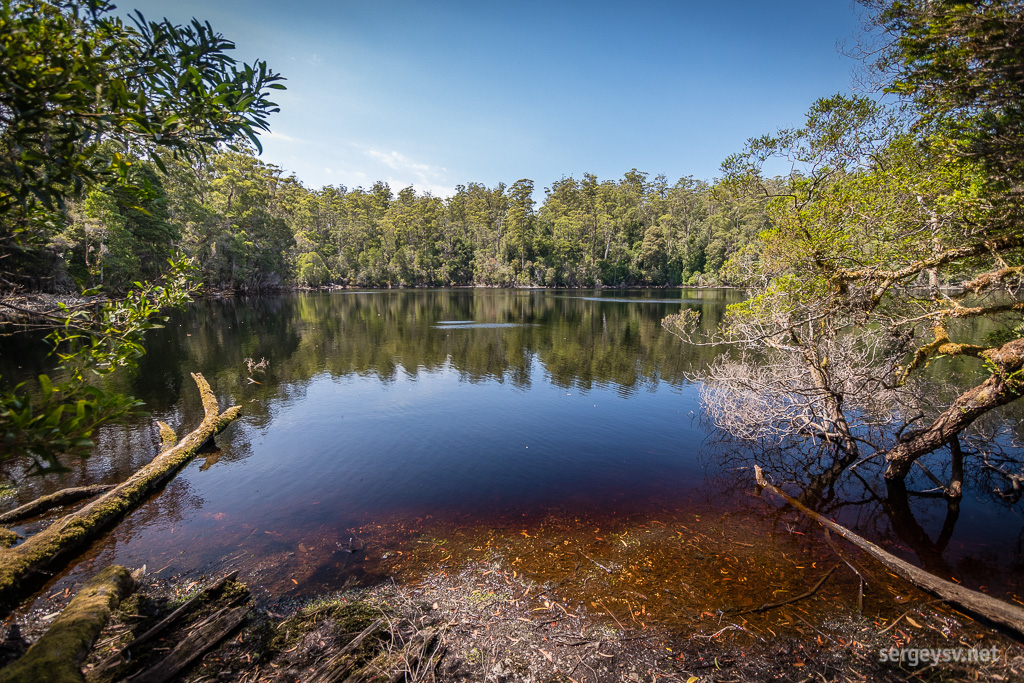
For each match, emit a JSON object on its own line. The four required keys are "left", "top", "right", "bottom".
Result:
{"left": 88, "top": 571, "right": 240, "bottom": 678}
{"left": 754, "top": 465, "right": 1024, "bottom": 639}
{"left": 126, "top": 606, "right": 248, "bottom": 683}
{"left": 0, "top": 374, "right": 240, "bottom": 613}
{"left": 0, "top": 565, "right": 135, "bottom": 683}
{"left": 0, "top": 485, "right": 116, "bottom": 525}
{"left": 308, "top": 619, "right": 385, "bottom": 683}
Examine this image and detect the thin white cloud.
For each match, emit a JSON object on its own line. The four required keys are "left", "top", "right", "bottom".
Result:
{"left": 262, "top": 130, "right": 304, "bottom": 144}
{"left": 365, "top": 149, "right": 442, "bottom": 174}
{"left": 383, "top": 177, "right": 456, "bottom": 198}
{"left": 363, "top": 148, "right": 452, "bottom": 197}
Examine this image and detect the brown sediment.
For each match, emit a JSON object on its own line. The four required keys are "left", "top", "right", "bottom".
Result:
{"left": 4, "top": 466, "right": 1021, "bottom": 680}
{"left": 0, "top": 504, "right": 1017, "bottom": 682}
{"left": 0, "top": 565, "right": 134, "bottom": 683}
{"left": 238, "top": 503, "right": 901, "bottom": 637}
{"left": 70, "top": 555, "right": 1024, "bottom": 683}
{"left": 0, "top": 373, "right": 240, "bottom": 614}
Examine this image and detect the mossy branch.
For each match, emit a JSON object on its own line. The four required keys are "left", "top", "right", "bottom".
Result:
{"left": 0, "top": 565, "right": 135, "bottom": 683}
{"left": 0, "top": 485, "right": 116, "bottom": 526}
{"left": 0, "top": 373, "right": 240, "bottom": 615}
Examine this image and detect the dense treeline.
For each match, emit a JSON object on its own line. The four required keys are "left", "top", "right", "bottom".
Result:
{"left": 11, "top": 147, "right": 772, "bottom": 293}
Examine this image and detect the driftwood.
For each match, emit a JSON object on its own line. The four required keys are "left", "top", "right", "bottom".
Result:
{"left": 307, "top": 619, "right": 385, "bottom": 683}
{"left": 0, "top": 374, "right": 240, "bottom": 612}
{"left": 754, "top": 465, "right": 1024, "bottom": 638}
{"left": 0, "top": 485, "right": 115, "bottom": 525}
{"left": 89, "top": 571, "right": 240, "bottom": 677}
{"left": 0, "top": 566, "right": 135, "bottom": 683}
{"left": 126, "top": 606, "right": 248, "bottom": 683}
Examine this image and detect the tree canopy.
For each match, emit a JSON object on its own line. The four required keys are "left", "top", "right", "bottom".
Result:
{"left": 0, "top": 0, "right": 283, "bottom": 473}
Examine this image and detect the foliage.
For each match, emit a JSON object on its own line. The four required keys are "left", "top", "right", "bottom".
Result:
{"left": 0, "top": 0, "right": 283, "bottom": 213}
{"left": 0, "top": 0, "right": 282, "bottom": 472}
{"left": 667, "top": 0, "right": 1024, "bottom": 491}
{"left": 868, "top": 0, "right": 1024, "bottom": 201}
{"left": 1, "top": 258, "right": 198, "bottom": 473}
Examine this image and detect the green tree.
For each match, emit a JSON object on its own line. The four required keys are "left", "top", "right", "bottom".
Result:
{"left": 867, "top": 0, "right": 1024, "bottom": 206}
{"left": 670, "top": 79, "right": 1024, "bottom": 495}
{"left": 0, "top": 0, "right": 282, "bottom": 285}
{"left": 0, "top": 0, "right": 283, "bottom": 471}
{"left": 506, "top": 179, "right": 535, "bottom": 279}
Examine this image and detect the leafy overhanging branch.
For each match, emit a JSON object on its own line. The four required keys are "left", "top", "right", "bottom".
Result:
{"left": 0, "top": 257, "right": 198, "bottom": 473}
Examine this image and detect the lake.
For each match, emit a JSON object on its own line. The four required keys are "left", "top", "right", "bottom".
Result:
{"left": 2, "top": 289, "right": 1021, "bottom": 618}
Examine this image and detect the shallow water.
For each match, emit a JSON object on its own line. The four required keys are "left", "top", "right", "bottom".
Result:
{"left": 1, "top": 288, "right": 1021, "bottom": 620}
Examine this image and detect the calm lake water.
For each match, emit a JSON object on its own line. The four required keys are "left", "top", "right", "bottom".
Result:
{"left": 2, "top": 289, "right": 1022, "bottom": 612}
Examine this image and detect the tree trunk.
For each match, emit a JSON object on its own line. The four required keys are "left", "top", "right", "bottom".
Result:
{"left": 755, "top": 466, "right": 1024, "bottom": 639}
{"left": 0, "top": 374, "right": 240, "bottom": 613}
{"left": 884, "top": 338, "right": 1024, "bottom": 480}
{"left": 0, "top": 485, "right": 115, "bottom": 525}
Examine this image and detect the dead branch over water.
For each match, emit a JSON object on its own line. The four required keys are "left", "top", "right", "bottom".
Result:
{"left": 754, "top": 464, "right": 1024, "bottom": 639}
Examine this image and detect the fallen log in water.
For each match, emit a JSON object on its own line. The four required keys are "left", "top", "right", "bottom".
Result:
{"left": 0, "top": 374, "right": 240, "bottom": 613}
{"left": 754, "top": 465, "right": 1024, "bottom": 639}
{"left": 0, "top": 485, "right": 116, "bottom": 526}
{"left": 0, "top": 566, "right": 135, "bottom": 683}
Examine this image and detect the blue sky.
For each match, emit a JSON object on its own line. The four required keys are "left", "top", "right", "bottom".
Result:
{"left": 125, "top": 1, "right": 865, "bottom": 197}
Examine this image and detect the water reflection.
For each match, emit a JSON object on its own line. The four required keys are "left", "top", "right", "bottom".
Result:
{"left": 1, "top": 289, "right": 1020, "bottom": 613}
{"left": 701, "top": 430, "right": 1024, "bottom": 602}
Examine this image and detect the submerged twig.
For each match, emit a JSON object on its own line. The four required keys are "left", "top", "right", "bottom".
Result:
{"left": 737, "top": 564, "right": 838, "bottom": 615}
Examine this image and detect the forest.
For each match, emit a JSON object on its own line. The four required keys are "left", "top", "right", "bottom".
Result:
{"left": 5, "top": 148, "right": 770, "bottom": 293}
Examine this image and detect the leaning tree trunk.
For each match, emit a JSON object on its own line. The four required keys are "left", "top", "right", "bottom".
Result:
{"left": 884, "top": 338, "right": 1024, "bottom": 481}
{"left": 755, "top": 466, "right": 1024, "bottom": 639}
{"left": 0, "top": 485, "right": 115, "bottom": 526}
{"left": 0, "top": 373, "right": 240, "bottom": 613}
